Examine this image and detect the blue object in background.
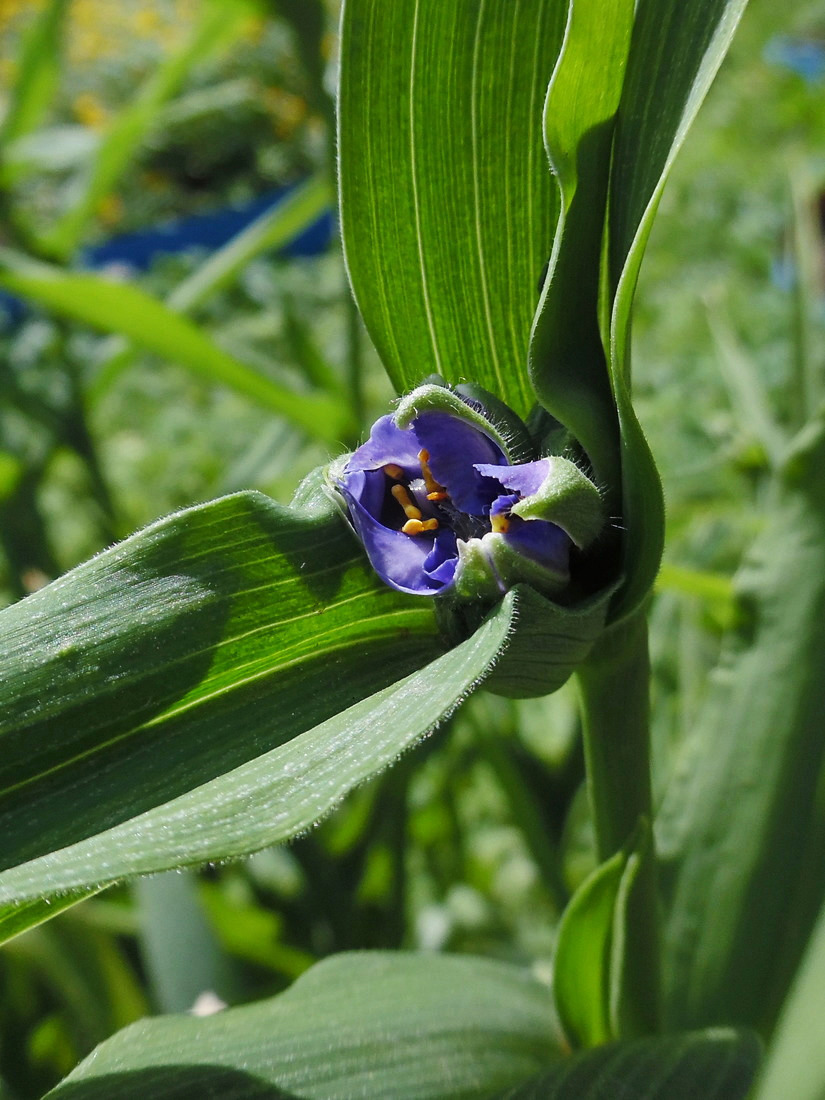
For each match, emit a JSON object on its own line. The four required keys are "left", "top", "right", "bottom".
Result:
{"left": 80, "top": 183, "right": 334, "bottom": 272}
{"left": 0, "top": 182, "right": 334, "bottom": 329}
{"left": 764, "top": 37, "right": 825, "bottom": 84}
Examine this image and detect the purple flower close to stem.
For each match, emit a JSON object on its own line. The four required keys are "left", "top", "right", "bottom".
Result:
{"left": 336, "top": 399, "right": 582, "bottom": 598}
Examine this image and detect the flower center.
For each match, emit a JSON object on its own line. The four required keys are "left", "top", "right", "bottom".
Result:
{"left": 382, "top": 451, "right": 451, "bottom": 538}
{"left": 382, "top": 451, "right": 517, "bottom": 542}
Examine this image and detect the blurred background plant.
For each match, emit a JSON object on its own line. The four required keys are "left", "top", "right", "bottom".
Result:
{"left": 0, "top": 0, "right": 823, "bottom": 1095}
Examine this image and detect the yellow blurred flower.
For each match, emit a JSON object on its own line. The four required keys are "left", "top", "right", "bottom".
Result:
{"left": 72, "top": 90, "right": 108, "bottom": 129}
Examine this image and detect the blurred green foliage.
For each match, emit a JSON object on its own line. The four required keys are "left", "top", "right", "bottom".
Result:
{"left": 0, "top": 0, "right": 823, "bottom": 1094}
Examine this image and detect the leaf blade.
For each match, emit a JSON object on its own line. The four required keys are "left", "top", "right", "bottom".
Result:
{"left": 339, "top": 0, "right": 566, "bottom": 413}
{"left": 46, "top": 952, "right": 561, "bottom": 1100}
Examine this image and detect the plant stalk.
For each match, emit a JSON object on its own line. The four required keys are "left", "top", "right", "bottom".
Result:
{"left": 576, "top": 607, "right": 662, "bottom": 1035}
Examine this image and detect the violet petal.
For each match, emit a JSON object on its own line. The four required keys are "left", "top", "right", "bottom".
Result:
{"left": 345, "top": 414, "right": 423, "bottom": 476}
{"left": 412, "top": 413, "right": 505, "bottom": 513}
{"left": 474, "top": 458, "right": 551, "bottom": 500}
{"left": 339, "top": 482, "right": 457, "bottom": 595}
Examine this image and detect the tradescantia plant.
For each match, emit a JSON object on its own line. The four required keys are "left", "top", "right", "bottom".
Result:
{"left": 12, "top": 0, "right": 825, "bottom": 1095}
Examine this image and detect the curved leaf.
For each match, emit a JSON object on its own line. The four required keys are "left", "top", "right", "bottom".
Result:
{"left": 553, "top": 848, "right": 625, "bottom": 1047}
{"left": 0, "top": 484, "right": 436, "bottom": 888}
{"left": 605, "top": 0, "right": 750, "bottom": 618}
{"left": 0, "top": 519, "right": 518, "bottom": 912}
{"left": 339, "top": 0, "right": 566, "bottom": 414}
{"left": 500, "top": 1030, "right": 760, "bottom": 1100}
{"left": 529, "top": 0, "right": 632, "bottom": 493}
{"left": 47, "top": 952, "right": 561, "bottom": 1100}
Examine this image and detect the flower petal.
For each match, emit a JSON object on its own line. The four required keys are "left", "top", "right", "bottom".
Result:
{"left": 504, "top": 518, "right": 570, "bottom": 573}
{"left": 345, "top": 414, "right": 423, "bottom": 476}
{"left": 339, "top": 481, "right": 458, "bottom": 595}
{"left": 412, "top": 412, "right": 505, "bottom": 513}
{"left": 474, "top": 458, "right": 551, "bottom": 500}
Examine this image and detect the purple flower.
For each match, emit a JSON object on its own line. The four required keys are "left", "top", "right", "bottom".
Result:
{"left": 334, "top": 386, "right": 603, "bottom": 599}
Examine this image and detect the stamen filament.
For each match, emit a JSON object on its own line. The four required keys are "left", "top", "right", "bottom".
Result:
{"left": 392, "top": 483, "right": 422, "bottom": 520}
{"left": 418, "top": 449, "right": 448, "bottom": 501}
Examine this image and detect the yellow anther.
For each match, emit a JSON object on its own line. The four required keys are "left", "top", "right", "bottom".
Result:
{"left": 418, "top": 449, "right": 448, "bottom": 501}
{"left": 490, "top": 513, "right": 510, "bottom": 534}
{"left": 391, "top": 483, "right": 422, "bottom": 520}
{"left": 383, "top": 463, "right": 404, "bottom": 480}
{"left": 401, "top": 518, "right": 439, "bottom": 536}
{"left": 401, "top": 519, "right": 424, "bottom": 535}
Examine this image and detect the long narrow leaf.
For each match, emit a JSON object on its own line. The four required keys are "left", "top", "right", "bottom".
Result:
{"left": 0, "top": 0, "right": 70, "bottom": 150}
{"left": 0, "top": 484, "right": 436, "bottom": 886}
{"left": 529, "top": 0, "right": 633, "bottom": 491}
{"left": 0, "top": 248, "right": 349, "bottom": 444}
{"left": 89, "top": 173, "right": 334, "bottom": 399}
{"left": 0, "top": 485, "right": 517, "bottom": 918}
{"left": 603, "top": 0, "right": 749, "bottom": 617}
{"left": 658, "top": 416, "right": 825, "bottom": 1030}
{"left": 40, "top": 0, "right": 252, "bottom": 259}
{"left": 339, "top": 0, "right": 567, "bottom": 414}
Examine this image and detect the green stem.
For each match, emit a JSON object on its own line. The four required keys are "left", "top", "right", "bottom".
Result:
{"left": 576, "top": 607, "right": 661, "bottom": 1035}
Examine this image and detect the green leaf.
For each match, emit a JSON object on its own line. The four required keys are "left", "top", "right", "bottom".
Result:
{"left": 605, "top": 0, "right": 750, "bottom": 619}
{"left": 499, "top": 1030, "right": 760, "bottom": 1099}
{"left": 526, "top": 0, "right": 658, "bottom": 625}
{"left": 608, "top": 0, "right": 752, "bottom": 323}
{"left": 0, "top": 489, "right": 517, "bottom": 924}
{"left": 706, "top": 299, "right": 787, "bottom": 469}
{"left": 39, "top": 0, "right": 252, "bottom": 259}
{"left": 0, "top": 0, "right": 69, "bottom": 150}
{"left": 46, "top": 952, "right": 562, "bottom": 1099}
{"left": 657, "top": 416, "right": 825, "bottom": 1030}
{"left": 0, "top": 890, "right": 99, "bottom": 945}
{"left": 0, "top": 248, "right": 349, "bottom": 445}
{"left": 0, "top": 485, "right": 432, "bottom": 895}
{"left": 338, "top": 0, "right": 566, "bottom": 415}
{"left": 754, "top": 898, "right": 825, "bottom": 1100}
{"left": 553, "top": 822, "right": 654, "bottom": 1048}
{"left": 528, "top": 0, "right": 632, "bottom": 493}
{"left": 134, "top": 871, "right": 238, "bottom": 1013}
{"left": 480, "top": 582, "right": 614, "bottom": 700}
{"left": 553, "top": 848, "right": 626, "bottom": 1047}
